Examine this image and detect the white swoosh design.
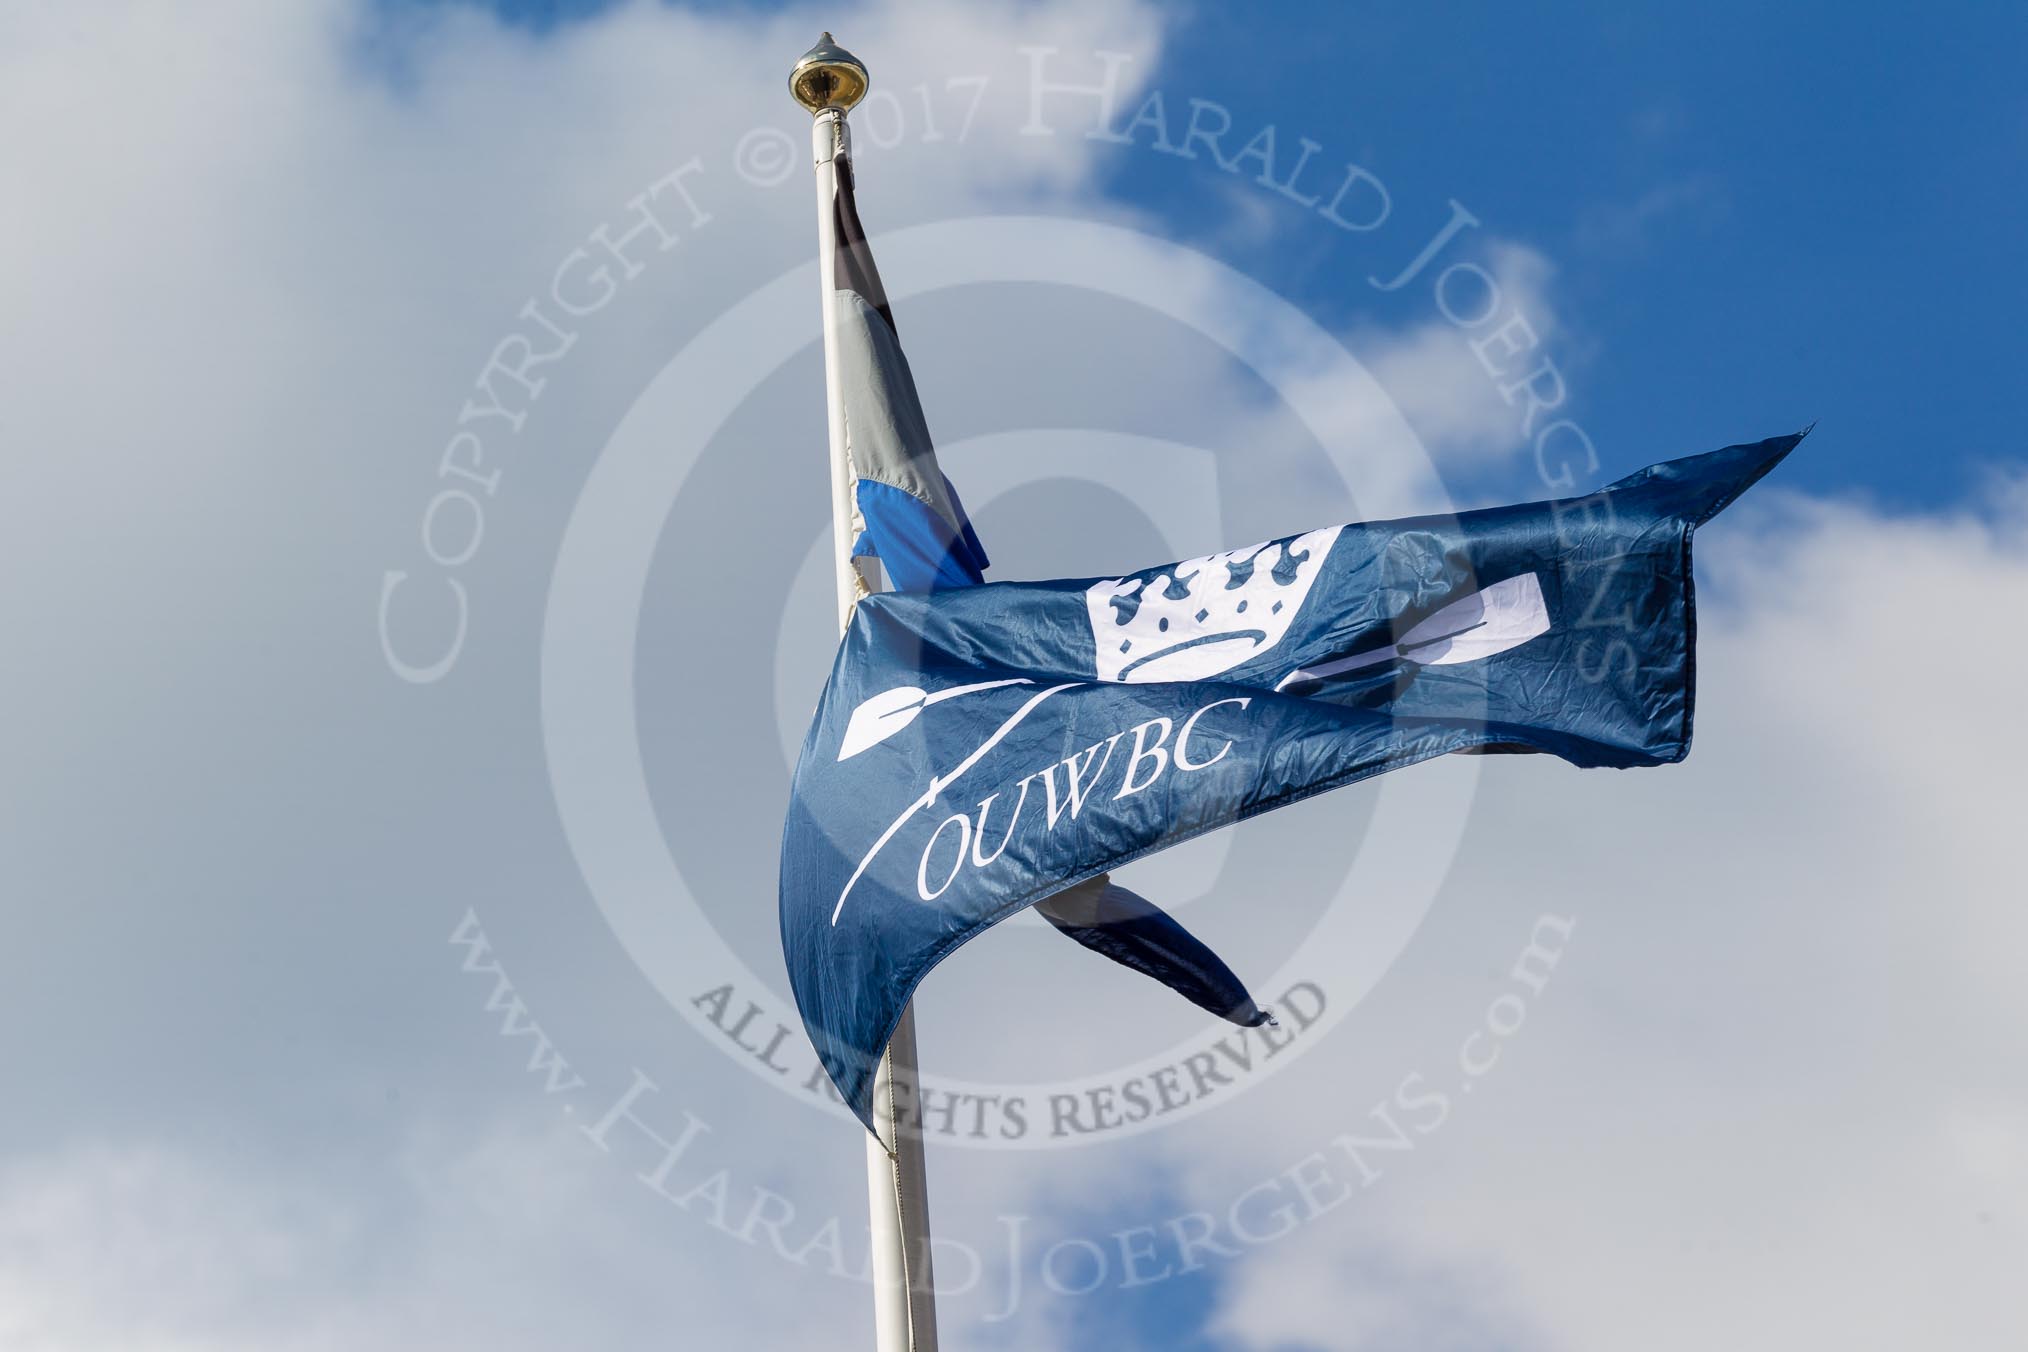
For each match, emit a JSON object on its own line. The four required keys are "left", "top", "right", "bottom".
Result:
{"left": 837, "top": 677, "right": 1034, "bottom": 761}
{"left": 830, "top": 682, "right": 1083, "bottom": 925}
{"left": 1275, "top": 573, "right": 1550, "bottom": 691}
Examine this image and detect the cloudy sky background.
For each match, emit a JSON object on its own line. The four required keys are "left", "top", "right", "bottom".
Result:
{"left": 4, "top": 1, "right": 2024, "bottom": 1348}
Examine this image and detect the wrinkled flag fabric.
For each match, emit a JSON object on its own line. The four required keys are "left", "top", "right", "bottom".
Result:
{"left": 829, "top": 150, "right": 1268, "bottom": 1032}
{"left": 782, "top": 431, "right": 1805, "bottom": 1128}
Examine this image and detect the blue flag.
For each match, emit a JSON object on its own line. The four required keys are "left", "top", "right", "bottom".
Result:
{"left": 785, "top": 431, "right": 1805, "bottom": 1127}
{"left": 829, "top": 149, "right": 1269, "bottom": 1032}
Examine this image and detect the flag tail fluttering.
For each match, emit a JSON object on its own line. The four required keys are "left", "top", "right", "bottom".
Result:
{"left": 1034, "top": 875, "right": 1271, "bottom": 1028}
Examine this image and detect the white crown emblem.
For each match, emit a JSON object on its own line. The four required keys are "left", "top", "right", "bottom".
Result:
{"left": 1085, "top": 526, "right": 1343, "bottom": 683}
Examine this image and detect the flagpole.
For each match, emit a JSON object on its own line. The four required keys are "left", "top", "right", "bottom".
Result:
{"left": 791, "top": 35, "right": 939, "bottom": 1352}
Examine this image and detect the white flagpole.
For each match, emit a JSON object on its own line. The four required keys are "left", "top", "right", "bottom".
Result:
{"left": 792, "top": 34, "right": 939, "bottom": 1352}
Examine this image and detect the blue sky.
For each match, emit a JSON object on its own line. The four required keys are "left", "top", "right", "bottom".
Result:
{"left": 397, "top": 0, "right": 2027, "bottom": 510}
{"left": 1125, "top": 2, "right": 2028, "bottom": 509}
{"left": 5, "top": 3, "right": 2024, "bottom": 1350}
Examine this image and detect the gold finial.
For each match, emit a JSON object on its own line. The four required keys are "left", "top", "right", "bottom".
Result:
{"left": 789, "top": 32, "right": 868, "bottom": 115}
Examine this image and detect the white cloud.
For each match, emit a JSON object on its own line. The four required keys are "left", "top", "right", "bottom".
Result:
{"left": 3, "top": 2, "right": 2018, "bottom": 1349}
{"left": 1184, "top": 481, "right": 2028, "bottom": 1351}
{"left": 0, "top": 1122, "right": 862, "bottom": 1352}
{"left": 1355, "top": 241, "right": 1563, "bottom": 469}
{"left": 0, "top": 1, "right": 1183, "bottom": 1347}
{"left": 1189, "top": 239, "right": 1571, "bottom": 520}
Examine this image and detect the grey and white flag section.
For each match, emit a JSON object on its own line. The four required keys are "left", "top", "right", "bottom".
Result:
{"left": 829, "top": 151, "right": 989, "bottom": 593}
{"left": 781, "top": 431, "right": 1807, "bottom": 1129}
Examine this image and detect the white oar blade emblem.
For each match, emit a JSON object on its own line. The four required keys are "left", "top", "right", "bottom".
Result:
{"left": 837, "top": 678, "right": 1033, "bottom": 761}
{"left": 1276, "top": 572, "right": 1550, "bottom": 691}
{"left": 1403, "top": 571, "right": 1551, "bottom": 665}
